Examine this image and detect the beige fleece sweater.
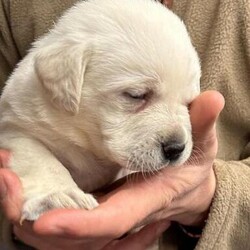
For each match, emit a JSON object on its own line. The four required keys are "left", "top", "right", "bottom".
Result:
{"left": 0, "top": 0, "right": 249, "bottom": 249}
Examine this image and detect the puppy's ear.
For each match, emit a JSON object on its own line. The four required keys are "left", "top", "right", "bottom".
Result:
{"left": 34, "top": 43, "right": 89, "bottom": 115}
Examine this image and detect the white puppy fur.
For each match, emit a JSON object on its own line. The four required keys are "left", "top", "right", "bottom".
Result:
{"left": 0, "top": 0, "right": 200, "bottom": 220}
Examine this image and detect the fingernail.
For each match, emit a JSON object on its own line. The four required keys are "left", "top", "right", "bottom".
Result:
{"left": 0, "top": 177, "right": 7, "bottom": 201}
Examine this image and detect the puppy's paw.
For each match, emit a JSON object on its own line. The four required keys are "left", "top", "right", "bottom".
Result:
{"left": 21, "top": 188, "right": 98, "bottom": 221}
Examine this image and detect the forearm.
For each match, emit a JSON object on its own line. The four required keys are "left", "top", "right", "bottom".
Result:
{"left": 196, "top": 158, "right": 250, "bottom": 250}
{"left": 0, "top": 0, "right": 20, "bottom": 91}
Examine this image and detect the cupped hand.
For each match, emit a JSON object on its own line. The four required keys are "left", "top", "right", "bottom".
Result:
{"left": 0, "top": 90, "right": 224, "bottom": 250}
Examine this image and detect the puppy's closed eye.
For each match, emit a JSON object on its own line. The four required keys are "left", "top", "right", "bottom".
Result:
{"left": 123, "top": 91, "right": 149, "bottom": 100}
{"left": 122, "top": 90, "right": 152, "bottom": 112}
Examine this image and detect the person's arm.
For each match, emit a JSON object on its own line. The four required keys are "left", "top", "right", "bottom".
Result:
{"left": 194, "top": 155, "right": 250, "bottom": 249}
{"left": 0, "top": 0, "right": 78, "bottom": 92}
{"left": 0, "top": 0, "right": 20, "bottom": 92}
{"left": 195, "top": 1, "right": 250, "bottom": 248}
{"left": 0, "top": 2, "right": 21, "bottom": 247}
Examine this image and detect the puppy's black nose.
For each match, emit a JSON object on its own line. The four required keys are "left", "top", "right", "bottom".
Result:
{"left": 161, "top": 142, "right": 185, "bottom": 162}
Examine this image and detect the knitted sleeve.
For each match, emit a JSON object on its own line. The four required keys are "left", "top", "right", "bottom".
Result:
{"left": 196, "top": 1, "right": 250, "bottom": 248}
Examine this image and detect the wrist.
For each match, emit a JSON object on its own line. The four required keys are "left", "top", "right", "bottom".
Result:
{"left": 168, "top": 167, "right": 216, "bottom": 227}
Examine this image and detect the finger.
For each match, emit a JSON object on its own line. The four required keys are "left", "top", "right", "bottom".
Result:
{"left": 34, "top": 174, "right": 174, "bottom": 238}
{"left": 13, "top": 225, "right": 44, "bottom": 250}
{"left": 14, "top": 221, "right": 35, "bottom": 234}
{"left": 14, "top": 224, "right": 111, "bottom": 250}
{"left": 0, "top": 169, "right": 23, "bottom": 222}
{"left": 14, "top": 224, "right": 72, "bottom": 250}
{"left": 189, "top": 91, "right": 224, "bottom": 162}
{"left": 190, "top": 90, "right": 224, "bottom": 142}
{"left": 104, "top": 220, "right": 170, "bottom": 250}
{"left": 14, "top": 227, "right": 65, "bottom": 250}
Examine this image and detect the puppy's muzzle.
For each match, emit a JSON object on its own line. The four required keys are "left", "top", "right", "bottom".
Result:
{"left": 161, "top": 141, "right": 185, "bottom": 162}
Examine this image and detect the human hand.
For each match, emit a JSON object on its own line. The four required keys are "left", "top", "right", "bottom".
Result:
{"left": 0, "top": 160, "right": 169, "bottom": 250}
{"left": 0, "top": 90, "right": 224, "bottom": 250}
{"left": 0, "top": 153, "right": 169, "bottom": 250}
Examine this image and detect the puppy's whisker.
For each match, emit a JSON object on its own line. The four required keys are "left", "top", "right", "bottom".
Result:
{"left": 191, "top": 145, "right": 206, "bottom": 163}
{"left": 185, "top": 145, "right": 205, "bottom": 167}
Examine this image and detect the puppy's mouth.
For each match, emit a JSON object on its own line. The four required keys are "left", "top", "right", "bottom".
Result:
{"left": 124, "top": 141, "right": 190, "bottom": 172}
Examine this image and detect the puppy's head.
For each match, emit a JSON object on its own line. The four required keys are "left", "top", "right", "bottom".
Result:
{"left": 34, "top": 0, "right": 200, "bottom": 172}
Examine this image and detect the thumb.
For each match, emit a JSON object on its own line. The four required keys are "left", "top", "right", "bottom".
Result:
{"left": 189, "top": 91, "right": 225, "bottom": 153}
{"left": 0, "top": 151, "right": 23, "bottom": 223}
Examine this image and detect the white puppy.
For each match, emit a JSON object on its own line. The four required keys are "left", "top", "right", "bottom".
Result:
{"left": 0, "top": 0, "right": 200, "bottom": 221}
